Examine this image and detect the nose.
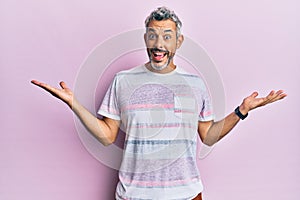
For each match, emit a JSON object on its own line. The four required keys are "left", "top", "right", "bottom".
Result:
{"left": 154, "top": 35, "right": 164, "bottom": 49}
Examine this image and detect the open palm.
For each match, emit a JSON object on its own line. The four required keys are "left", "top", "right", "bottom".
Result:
{"left": 242, "top": 90, "right": 287, "bottom": 112}
{"left": 31, "top": 80, "right": 74, "bottom": 108}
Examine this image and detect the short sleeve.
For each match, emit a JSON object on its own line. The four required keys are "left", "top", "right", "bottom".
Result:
{"left": 97, "top": 76, "right": 121, "bottom": 120}
{"left": 198, "top": 88, "right": 214, "bottom": 121}
{"left": 192, "top": 77, "right": 214, "bottom": 122}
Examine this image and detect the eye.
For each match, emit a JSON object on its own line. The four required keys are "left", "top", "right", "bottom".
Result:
{"left": 148, "top": 34, "right": 157, "bottom": 40}
{"left": 164, "top": 35, "right": 172, "bottom": 40}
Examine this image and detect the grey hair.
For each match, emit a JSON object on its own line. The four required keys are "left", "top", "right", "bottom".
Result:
{"left": 145, "top": 7, "right": 182, "bottom": 37}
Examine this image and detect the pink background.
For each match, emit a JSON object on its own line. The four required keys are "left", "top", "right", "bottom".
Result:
{"left": 1, "top": 0, "right": 299, "bottom": 199}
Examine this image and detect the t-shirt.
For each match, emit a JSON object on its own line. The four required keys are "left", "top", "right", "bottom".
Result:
{"left": 98, "top": 65, "right": 214, "bottom": 200}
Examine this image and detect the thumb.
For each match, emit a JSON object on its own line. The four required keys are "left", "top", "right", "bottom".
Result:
{"left": 59, "top": 81, "right": 68, "bottom": 89}
{"left": 250, "top": 91, "right": 258, "bottom": 98}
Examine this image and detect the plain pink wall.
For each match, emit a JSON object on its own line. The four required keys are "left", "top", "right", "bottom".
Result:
{"left": 1, "top": 0, "right": 299, "bottom": 199}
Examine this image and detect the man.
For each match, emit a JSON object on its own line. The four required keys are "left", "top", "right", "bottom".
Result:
{"left": 31, "top": 7, "right": 286, "bottom": 200}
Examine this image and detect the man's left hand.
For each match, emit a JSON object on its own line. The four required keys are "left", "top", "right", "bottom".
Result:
{"left": 239, "top": 90, "right": 287, "bottom": 114}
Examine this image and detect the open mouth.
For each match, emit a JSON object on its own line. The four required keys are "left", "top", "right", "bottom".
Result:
{"left": 150, "top": 49, "right": 168, "bottom": 62}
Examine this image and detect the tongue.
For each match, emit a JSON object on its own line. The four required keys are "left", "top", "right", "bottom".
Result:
{"left": 153, "top": 53, "right": 164, "bottom": 61}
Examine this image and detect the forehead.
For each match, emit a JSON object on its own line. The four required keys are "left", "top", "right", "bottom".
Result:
{"left": 147, "top": 19, "right": 177, "bottom": 33}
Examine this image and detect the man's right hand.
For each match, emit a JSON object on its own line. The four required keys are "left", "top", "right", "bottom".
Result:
{"left": 31, "top": 79, "right": 120, "bottom": 146}
{"left": 31, "top": 80, "right": 74, "bottom": 109}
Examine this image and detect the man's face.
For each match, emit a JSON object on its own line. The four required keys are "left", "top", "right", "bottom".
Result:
{"left": 144, "top": 19, "right": 183, "bottom": 70}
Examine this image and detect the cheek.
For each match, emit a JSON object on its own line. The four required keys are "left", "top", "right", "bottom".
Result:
{"left": 166, "top": 43, "right": 177, "bottom": 53}
{"left": 145, "top": 40, "right": 156, "bottom": 48}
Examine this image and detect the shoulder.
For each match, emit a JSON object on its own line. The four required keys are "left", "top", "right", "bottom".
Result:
{"left": 110, "top": 65, "right": 147, "bottom": 87}
{"left": 116, "top": 65, "right": 146, "bottom": 77}
{"left": 108, "top": 65, "right": 146, "bottom": 83}
{"left": 175, "top": 66, "right": 206, "bottom": 88}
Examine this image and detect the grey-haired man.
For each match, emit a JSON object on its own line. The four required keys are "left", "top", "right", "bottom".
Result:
{"left": 31, "top": 7, "right": 286, "bottom": 200}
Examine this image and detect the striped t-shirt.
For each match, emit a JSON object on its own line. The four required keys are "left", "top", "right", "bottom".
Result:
{"left": 98, "top": 65, "right": 214, "bottom": 200}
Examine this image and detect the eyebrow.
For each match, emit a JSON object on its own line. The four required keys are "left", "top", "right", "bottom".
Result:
{"left": 147, "top": 28, "right": 174, "bottom": 33}
{"left": 164, "top": 29, "right": 173, "bottom": 33}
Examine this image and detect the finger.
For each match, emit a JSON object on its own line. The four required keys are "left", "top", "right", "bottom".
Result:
{"left": 59, "top": 81, "right": 68, "bottom": 89}
{"left": 264, "top": 90, "right": 276, "bottom": 101}
{"left": 268, "top": 90, "right": 285, "bottom": 100}
{"left": 31, "top": 80, "right": 49, "bottom": 89}
{"left": 31, "top": 80, "right": 57, "bottom": 94}
{"left": 250, "top": 91, "right": 259, "bottom": 98}
{"left": 267, "top": 90, "right": 275, "bottom": 97}
{"left": 275, "top": 90, "right": 287, "bottom": 97}
{"left": 279, "top": 91, "right": 287, "bottom": 98}
{"left": 31, "top": 79, "right": 42, "bottom": 86}
{"left": 262, "top": 90, "right": 287, "bottom": 105}
{"left": 272, "top": 90, "right": 287, "bottom": 101}
{"left": 279, "top": 93, "right": 288, "bottom": 99}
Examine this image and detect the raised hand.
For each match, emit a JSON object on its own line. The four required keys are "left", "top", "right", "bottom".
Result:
{"left": 240, "top": 90, "right": 287, "bottom": 114}
{"left": 31, "top": 80, "right": 74, "bottom": 109}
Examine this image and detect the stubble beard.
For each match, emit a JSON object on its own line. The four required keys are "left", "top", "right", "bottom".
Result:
{"left": 148, "top": 51, "right": 174, "bottom": 71}
{"left": 150, "top": 59, "right": 170, "bottom": 71}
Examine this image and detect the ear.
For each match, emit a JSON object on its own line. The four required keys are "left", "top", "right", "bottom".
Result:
{"left": 144, "top": 33, "right": 147, "bottom": 45}
{"left": 176, "top": 34, "right": 184, "bottom": 49}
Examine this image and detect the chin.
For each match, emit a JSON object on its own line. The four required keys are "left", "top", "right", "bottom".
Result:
{"left": 150, "top": 61, "right": 169, "bottom": 71}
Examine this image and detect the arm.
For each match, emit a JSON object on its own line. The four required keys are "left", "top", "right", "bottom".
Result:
{"left": 198, "top": 90, "right": 287, "bottom": 146}
{"left": 31, "top": 80, "right": 120, "bottom": 146}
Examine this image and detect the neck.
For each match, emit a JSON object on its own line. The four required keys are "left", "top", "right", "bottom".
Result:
{"left": 146, "top": 61, "right": 176, "bottom": 74}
